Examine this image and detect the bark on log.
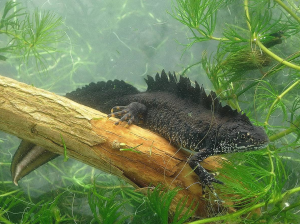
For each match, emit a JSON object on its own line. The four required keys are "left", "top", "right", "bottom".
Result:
{"left": 0, "top": 75, "right": 223, "bottom": 217}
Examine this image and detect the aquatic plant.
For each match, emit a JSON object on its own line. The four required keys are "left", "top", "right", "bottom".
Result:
{"left": 0, "top": 0, "right": 64, "bottom": 73}
{"left": 0, "top": 0, "right": 300, "bottom": 223}
{"left": 170, "top": 0, "right": 300, "bottom": 223}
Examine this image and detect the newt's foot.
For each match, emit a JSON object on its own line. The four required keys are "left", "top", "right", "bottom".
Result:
{"left": 188, "top": 157, "right": 224, "bottom": 201}
{"left": 108, "top": 102, "right": 147, "bottom": 125}
{"left": 197, "top": 172, "right": 224, "bottom": 203}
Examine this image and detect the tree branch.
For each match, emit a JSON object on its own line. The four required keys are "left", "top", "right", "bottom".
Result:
{"left": 0, "top": 75, "right": 223, "bottom": 217}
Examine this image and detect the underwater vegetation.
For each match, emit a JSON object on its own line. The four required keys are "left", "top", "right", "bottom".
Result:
{"left": 171, "top": 0, "right": 300, "bottom": 223}
{"left": 0, "top": 0, "right": 300, "bottom": 223}
{"left": 0, "top": 1, "right": 64, "bottom": 73}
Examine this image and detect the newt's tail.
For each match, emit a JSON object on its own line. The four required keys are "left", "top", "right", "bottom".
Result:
{"left": 11, "top": 140, "right": 58, "bottom": 185}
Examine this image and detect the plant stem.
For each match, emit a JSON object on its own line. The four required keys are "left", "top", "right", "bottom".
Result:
{"left": 263, "top": 51, "right": 300, "bottom": 79}
{"left": 244, "top": 0, "right": 251, "bottom": 31}
{"left": 267, "top": 146, "right": 275, "bottom": 188}
{"left": 182, "top": 61, "right": 202, "bottom": 76}
{"left": 274, "top": 0, "right": 300, "bottom": 24}
{"left": 269, "top": 116, "right": 300, "bottom": 141}
{"left": 0, "top": 29, "right": 21, "bottom": 40}
{"left": 265, "top": 79, "right": 300, "bottom": 124}
{"left": 255, "top": 38, "right": 300, "bottom": 71}
{"left": 194, "top": 27, "right": 228, "bottom": 41}
{"left": 0, "top": 189, "right": 20, "bottom": 197}
{"left": 189, "top": 186, "right": 300, "bottom": 224}
{"left": 0, "top": 216, "right": 13, "bottom": 224}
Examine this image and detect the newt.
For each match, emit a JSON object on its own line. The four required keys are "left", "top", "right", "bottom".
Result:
{"left": 11, "top": 70, "right": 269, "bottom": 192}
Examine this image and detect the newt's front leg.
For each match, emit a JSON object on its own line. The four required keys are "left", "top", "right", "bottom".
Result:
{"left": 108, "top": 102, "right": 147, "bottom": 125}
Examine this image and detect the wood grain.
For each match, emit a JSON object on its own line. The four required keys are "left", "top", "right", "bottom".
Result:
{"left": 0, "top": 75, "right": 224, "bottom": 217}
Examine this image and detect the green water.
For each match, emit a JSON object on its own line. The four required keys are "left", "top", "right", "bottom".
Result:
{"left": 0, "top": 0, "right": 300, "bottom": 223}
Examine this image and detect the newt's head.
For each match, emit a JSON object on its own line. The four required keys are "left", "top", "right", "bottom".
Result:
{"left": 215, "top": 113, "right": 269, "bottom": 154}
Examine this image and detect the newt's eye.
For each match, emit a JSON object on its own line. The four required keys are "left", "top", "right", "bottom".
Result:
{"left": 240, "top": 132, "right": 250, "bottom": 140}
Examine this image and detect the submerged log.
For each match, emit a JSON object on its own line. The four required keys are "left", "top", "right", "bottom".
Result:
{"left": 0, "top": 75, "right": 223, "bottom": 217}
